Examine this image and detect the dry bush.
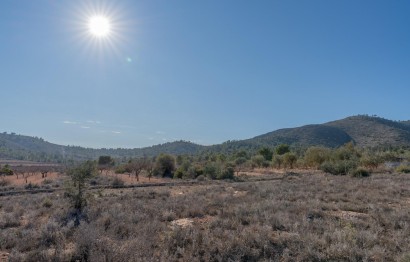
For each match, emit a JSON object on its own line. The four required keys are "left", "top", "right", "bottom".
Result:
{"left": 1, "top": 172, "right": 410, "bottom": 261}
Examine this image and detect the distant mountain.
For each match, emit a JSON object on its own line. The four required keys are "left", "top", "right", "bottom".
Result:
{"left": 1, "top": 115, "right": 409, "bottom": 162}
{"left": 0, "top": 132, "right": 204, "bottom": 162}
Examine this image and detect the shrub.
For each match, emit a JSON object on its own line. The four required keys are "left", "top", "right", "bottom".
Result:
{"left": 360, "top": 154, "right": 383, "bottom": 169}
{"left": 111, "top": 177, "right": 125, "bottom": 188}
{"left": 0, "top": 179, "right": 10, "bottom": 187}
{"left": 196, "top": 175, "right": 206, "bottom": 181}
{"left": 25, "top": 183, "right": 40, "bottom": 190}
{"left": 271, "top": 155, "right": 283, "bottom": 169}
{"left": 396, "top": 165, "right": 410, "bottom": 174}
{"left": 114, "top": 165, "right": 128, "bottom": 174}
{"left": 251, "top": 155, "right": 265, "bottom": 168}
{"left": 283, "top": 152, "right": 297, "bottom": 169}
{"left": 216, "top": 164, "right": 235, "bottom": 180}
{"left": 203, "top": 163, "right": 218, "bottom": 179}
{"left": 0, "top": 165, "right": 13, "bottom": 176}
{"left": 303, "top": 147, "right": 330, "bottom": 168}
{"left": 42, "top": 179, "right": 53, "bottom": 185}
{"left": 42, "top": 198, "right": 53, "bottom": 208}
{"left": 320, "top": 160, "right": 358, "bottom": 175}
{"left": 173, "top": 169, "right": 184, "bottom": 179}
{"left": 350, "top": 167, "right": 371, "bottom": 177}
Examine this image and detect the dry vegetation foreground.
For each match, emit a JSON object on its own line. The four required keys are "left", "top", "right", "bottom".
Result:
{"left": 1, "top": 172, "right": 410, "bottom": 261}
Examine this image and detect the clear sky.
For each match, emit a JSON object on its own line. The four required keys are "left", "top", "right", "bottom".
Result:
{"left": 1, "top": 0, "right": 409, "bottom": 148}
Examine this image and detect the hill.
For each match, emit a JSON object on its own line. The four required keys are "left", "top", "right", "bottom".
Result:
{"left": 204, "top": 115, "right": 410, "bottom": 154}
{"left": 0, "top": 132, "right": 204, "bottom": 162}
{"left": 325, "top": 115, "right": 410, "bottom": 147}
{"left": 1, "top": 115, "right": 410, "bottom": 162}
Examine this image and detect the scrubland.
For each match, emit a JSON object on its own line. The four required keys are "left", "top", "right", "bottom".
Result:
{"left": 1, "top": 171, "right": 410, "bottom": 261}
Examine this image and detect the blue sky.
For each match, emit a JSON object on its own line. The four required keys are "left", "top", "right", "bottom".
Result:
{"left": 1, "top": 0, "right": 409, "bottom": 148}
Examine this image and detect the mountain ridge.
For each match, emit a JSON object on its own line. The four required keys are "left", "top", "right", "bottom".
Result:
{"left": 1, "top": 115, "right": 409, "bottom": 162}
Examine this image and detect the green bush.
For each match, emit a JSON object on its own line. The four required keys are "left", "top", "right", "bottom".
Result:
{"left": 275, "top": 144, "right": 290, "bottom": 155}
{"left": 320, "top": 160, "right": 358, "bottom": 175}
{"left": 173, "top": 169, "right": 184, "bottom": 179}
{"left": 251, "top": 155, "right": 265, "bottom": 168}
{"left": 0, "top": 165, "right": 13, "bottom": 176}
{"left": 350, "top": 167, "right": 371, "bottom": 177}
{"left": 217, "top": 164, "right": 234, "bottom": 180}
{"left": 203, "top": 163, "right": 218, "bottom": 179}
{"left": 271, "top": 155, "right": 283, "bottom": 169}
{"left": 283, "top": 152, "right": 297, "bottom": 169}
{"left": 303, "top": 147, "right": 330, "bottom": 168}
{"left": 114, "top": 165, "right": 128, "bottom": 174}
{"left": 396, "top": 165, "right": 410, "bottom": 174}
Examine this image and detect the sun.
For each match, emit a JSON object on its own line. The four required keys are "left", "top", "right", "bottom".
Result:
{"left": 88, "top": 15, "right": 111, "bottom": 38}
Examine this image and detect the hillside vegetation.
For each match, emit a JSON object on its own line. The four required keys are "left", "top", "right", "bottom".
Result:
{"left": 326, "top": 115, "right": 410, "bottom": 147}
{"left": 1, "top": 115, "right": 410, "bottom": 162}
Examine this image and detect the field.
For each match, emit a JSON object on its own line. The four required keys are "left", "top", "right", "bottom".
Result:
{"left": 1, "top": 170, "right": 410, "bottom": 261}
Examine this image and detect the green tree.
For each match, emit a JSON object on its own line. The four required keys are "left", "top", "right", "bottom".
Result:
{"left": 258, "top": 147, "right": 273, "bottom": 161}
{"left": 66, "top": 161, "right": 97, "bottom": 225}
{"left": 97, "top": 155, "right": 114, "bottom": 174}
{"left": 155, "top": 154, "right": 176, "bottom": 177}
{"left": 98, "top": 155, "right": 113, "bottom": 165}
{"left": 275, "top": 144, "right": 290, "bottom": 155}
{"left": 235, "top": 150, "right": 248, "bottom": 159}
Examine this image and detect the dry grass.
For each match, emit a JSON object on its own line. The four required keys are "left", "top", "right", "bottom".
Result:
{"left": 1, "top": 171, "right": 410, "bottom": 261}
{"left": 2, "top": 172, "right": 62, "bottom": 186}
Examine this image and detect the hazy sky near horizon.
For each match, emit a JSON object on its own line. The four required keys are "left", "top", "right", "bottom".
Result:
{"left": 1, "top": 0, "right": 409, "bottom": 148}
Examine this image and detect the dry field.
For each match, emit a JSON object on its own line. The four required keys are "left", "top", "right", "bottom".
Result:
{"left": 1, "top": 171, "right": 167, "bottom": 188}
{"left": 1, "top": 171, "right": 410, "bottom": 261}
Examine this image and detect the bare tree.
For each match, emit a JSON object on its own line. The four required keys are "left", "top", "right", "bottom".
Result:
{"left": 126, "top": 158, "right": 149, "bottom": 182}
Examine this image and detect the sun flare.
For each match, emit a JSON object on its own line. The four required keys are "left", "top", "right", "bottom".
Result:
{"left": 88, "top": 15, "right": 111, "bottom": 37}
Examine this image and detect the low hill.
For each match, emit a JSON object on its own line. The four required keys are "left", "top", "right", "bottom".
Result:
{"left": 204, "top": 115, "right": 410, "bottom": 154}
{"left": 325, "top": 115, "right": 410, "bottom": 147}
{"left": 0, "top": 132, "right": 204, "bottom": 162}
{"left": 1, "top": 115, "right": 410, "bottom": 162}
